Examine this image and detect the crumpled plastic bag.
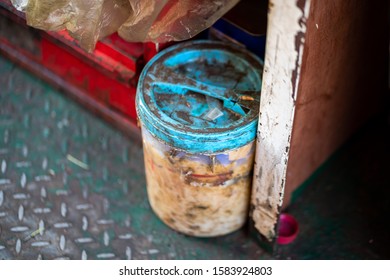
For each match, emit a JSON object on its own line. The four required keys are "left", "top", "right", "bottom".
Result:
{"left": 11, "top": 0, "right": 239, "bottom": 52}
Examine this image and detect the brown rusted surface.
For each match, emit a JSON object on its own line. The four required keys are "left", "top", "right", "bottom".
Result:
{"left": 283, "top": 0, "right": 388, "bottom": 208}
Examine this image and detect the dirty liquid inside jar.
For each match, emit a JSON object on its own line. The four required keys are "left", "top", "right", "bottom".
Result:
{"left": 141, "top": 127, "right": 255, "bottom": 237}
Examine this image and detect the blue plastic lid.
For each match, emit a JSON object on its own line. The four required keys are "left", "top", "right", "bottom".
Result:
{"left": 136, "top": 40, "right": 263, "bottom": 154}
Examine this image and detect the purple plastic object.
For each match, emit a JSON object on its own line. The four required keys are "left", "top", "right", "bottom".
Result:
{"left": 277, "top": 213, "right": 299, "bottom": 245}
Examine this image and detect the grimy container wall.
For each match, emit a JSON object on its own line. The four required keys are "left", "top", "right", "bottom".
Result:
{"left": 141, "top": 129, "right": 255, "bottom": 237}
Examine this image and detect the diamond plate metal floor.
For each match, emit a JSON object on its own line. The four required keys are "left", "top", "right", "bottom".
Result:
{"left": 1, "top": 54, "right": 389, "bottom": 260}
{"left": 0, "top": 55, "right": 272, "bottom": 260}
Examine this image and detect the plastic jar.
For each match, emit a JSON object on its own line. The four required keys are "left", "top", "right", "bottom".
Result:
{"left": 136, "top": 40, "right": 263, "bottom": 237}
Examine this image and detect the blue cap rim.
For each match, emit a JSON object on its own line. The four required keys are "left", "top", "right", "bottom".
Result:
{"left": 136, "top": 40, "right": 263, "bottom": 154}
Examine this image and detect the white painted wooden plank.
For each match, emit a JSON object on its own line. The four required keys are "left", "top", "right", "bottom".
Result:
{"left": 251, "top": 0, "right": 311, "bottom": 243}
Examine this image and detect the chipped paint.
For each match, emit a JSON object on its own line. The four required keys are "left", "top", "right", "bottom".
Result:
{"left": 251, "top": 0, "right": 311, "bottom": 243}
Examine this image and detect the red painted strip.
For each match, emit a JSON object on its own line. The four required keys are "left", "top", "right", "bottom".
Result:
{"left": 41, "top": 38, "right": 138, "bottom": 119}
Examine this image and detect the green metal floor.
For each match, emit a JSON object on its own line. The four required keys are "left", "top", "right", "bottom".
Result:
{"left": 0, "top": 55, "right": 389, "bottom": 259}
